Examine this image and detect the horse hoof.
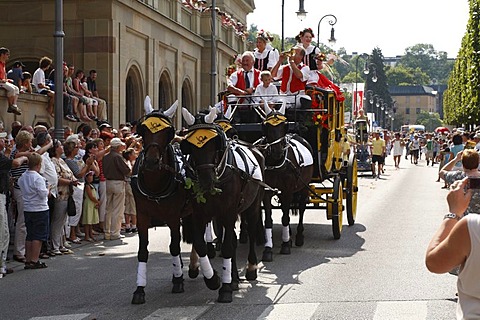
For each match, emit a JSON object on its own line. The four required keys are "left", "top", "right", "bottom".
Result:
{"left": 262, "top": 247, "right": 273, "bottom": 262}
{"left": 188, "top": 266, "right": 199, "bottom": 279}
{"left": 171, "top": 275, "right": 184, "bottom": 293}
{"left": 231, "top": 279, "right": 240, "bottom": 291}
{"left": 131, "top": 287, "right": 145, "bottom": 304}
{"left": 295, "top": 234, "right": 304, "bottom": 247}
{"left": 217, "top": 283, "right": 233, "bottom": 303}
{"left": 239, "top": 230, "right": 248, "bottom": 244}
{"left": 245, "top": 269, "right": 257, "bottom": 281}
{"left": 204, "top": 270, "right": 221, "bottom": 290}
{"left": 207, "top": 243, "right": 216, "bottom": 259}
{"left": 280, "top": 241, "right": 291, "bottom": 255}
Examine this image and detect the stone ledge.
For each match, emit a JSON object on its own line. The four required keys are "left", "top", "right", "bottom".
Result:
{"left": 0, "top": 89, "right": 81, "bottom": 132}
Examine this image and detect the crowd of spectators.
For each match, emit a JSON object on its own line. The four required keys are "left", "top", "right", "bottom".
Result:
{"left": 0, "top": 46, "right": 108, "bottom": 123}
{"left": 0, "top": 120, "right": 142, "bottom": 275}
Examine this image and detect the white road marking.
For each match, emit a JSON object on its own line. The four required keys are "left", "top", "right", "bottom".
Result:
{"left": 373, "top": 301, "right": 428, "bottom": 320}
{"left": 258, "top": 303, "right": 319, "bottom": 320}
{"left": 30, "top": 314, "right": 90, "bottom": 320}
{"left": 144, "top": 306, "right": 210, "bottom": 320}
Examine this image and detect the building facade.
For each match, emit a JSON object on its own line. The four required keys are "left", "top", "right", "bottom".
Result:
{"left": 389, "top": 85, "right": 438, "bottom": 125}
{"left": 0, "top": 0, "right": 254, "bottom": 128}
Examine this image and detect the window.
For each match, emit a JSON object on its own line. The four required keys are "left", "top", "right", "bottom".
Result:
{"left": 416, "top": 108, "right": 421, "bottom": 114}
{"left": 405, "top": 108, "right": 410, "bottom": 114}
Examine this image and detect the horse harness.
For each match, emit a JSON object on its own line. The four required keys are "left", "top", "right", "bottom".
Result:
{"left": 132, "top": 141, "right": 185, "bottom": 203}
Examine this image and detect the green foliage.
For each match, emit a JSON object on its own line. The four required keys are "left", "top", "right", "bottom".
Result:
{"left": 386, "top": 66, "right": 430, "bottom": 86}
{"left": 443, "top": 0, "right": 480, "bottom": 127}
{"left": 415, "top": 111, "right": 443, "bottom": 131}
{"left": 184, "top": 177, "right": 222, "bottom": 204}
{"left": 398, "top": 44, "right": 453, "bottom": 84}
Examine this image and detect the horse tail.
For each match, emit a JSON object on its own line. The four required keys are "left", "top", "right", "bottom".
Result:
{"left": 181, "top": 214, "right": 195, "bottom": 244}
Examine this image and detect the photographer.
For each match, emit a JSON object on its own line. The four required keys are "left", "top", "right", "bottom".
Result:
{"left": 425, "top": 177, "right": 480, "bottom": 318}
{"left": 439, "top": 149, "right": 480, "bottom": 215}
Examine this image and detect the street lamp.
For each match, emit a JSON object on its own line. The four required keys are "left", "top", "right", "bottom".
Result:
{"left": 282, "top": 0, "right": 307, "bottom": 51}
{"left": 364, "top": 63, "right": 377, "bottom": 82}
{"left": 317, "top": 14, "right": 337, "bottom": 45}
{"left": 296, "top": 0, "right": 307, "bottom": 21}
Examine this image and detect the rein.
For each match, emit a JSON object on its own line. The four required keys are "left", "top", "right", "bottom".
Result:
{"left": 132, "top": 144, "right": 182, "bottom": 203}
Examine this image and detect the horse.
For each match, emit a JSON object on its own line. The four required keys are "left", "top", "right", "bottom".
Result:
{"left": 180, "top": 107, "right": 265, "bottom": 303}
{"left": 130, "top": 98, "right": 192, "bottom": 305}
{"left": 256, "top": 102, "right": 314, "bottom": 262}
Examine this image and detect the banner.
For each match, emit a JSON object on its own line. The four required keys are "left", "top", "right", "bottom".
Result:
{"left": 352, "top": 83, "right": 364, "bottom": 116}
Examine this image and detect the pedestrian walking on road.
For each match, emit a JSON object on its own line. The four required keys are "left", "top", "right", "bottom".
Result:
{"left": 370, "top": 131, "right": 385, "bottom": 179}
{"left": 392, "top": 132, "right": 405, "bottom": 169}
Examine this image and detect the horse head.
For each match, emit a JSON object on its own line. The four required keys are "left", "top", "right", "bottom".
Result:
{"left": 181, "top": 107, "right": 228, "bottom": 191}
{"left": 262, "top": 101, "right": 287, "bottom": 161}
{"left": 137, "top": 97, "right": 178, "bottom": 171}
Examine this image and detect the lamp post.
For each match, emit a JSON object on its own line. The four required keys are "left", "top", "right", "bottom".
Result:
{"left": 354, "top": 53, "right": 368, "bottom": 116}
{"left": 317, "top": 14, "right": 337, "bottom": 45}
{"left": 54, "top": 0, "right": 65, "bottom": 141}
{"left": 282, "top": 0, "right": 307, "bottom": 51}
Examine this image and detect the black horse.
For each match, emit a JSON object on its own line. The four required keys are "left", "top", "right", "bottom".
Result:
{"left": 131, "top": 100, "right": 191, "bottom": 304}
{"left": 256, "top": 103, "right": 314, "bottom": 261}
{"left": 180, "top": 107, "right": 264, "bottom": 303}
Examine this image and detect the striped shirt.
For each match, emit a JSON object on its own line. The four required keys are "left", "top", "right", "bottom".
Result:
{"left": 10, "top": 148, "right": 29, "bottom": 189}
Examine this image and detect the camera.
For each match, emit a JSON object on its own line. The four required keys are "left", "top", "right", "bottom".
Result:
{"left": 468, "top": 177, "right": 480, "bottom": 189}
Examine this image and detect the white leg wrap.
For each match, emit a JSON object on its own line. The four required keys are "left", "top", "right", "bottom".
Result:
{"left": 222, "top": 258, "right": 232, "bottom": 284}
{"left": 265, "top": 228, "right": 273, "bottom": 248}
{"left": 199, "top": 256, "right": 214, "bottom": 279}
{"left": 205, "top": 222, "right": 213, "bottom": 242}
{"left": 172, "top": 255, "right": 183, "bottom": 278}
{"left": 282, "top": 226, "right": 290, "bottom": 242}
{"left": 136, "top": 262, "right": 147, "bottom": 287}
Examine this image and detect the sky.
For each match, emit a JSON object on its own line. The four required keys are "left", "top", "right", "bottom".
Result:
{"left": 246, "top": 0, "right": 470, "bottom": 58}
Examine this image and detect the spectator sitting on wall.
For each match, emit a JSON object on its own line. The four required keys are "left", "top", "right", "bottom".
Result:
{"left": 7, "top": 61, "right": 25, "bottom": 91}
{"left": 0, "top": 48, "right": 21, "bottom": 115}
{"left": 21, "top": 72, "right": 32, "bottom": 94}
{"left": 32, "top": 56, "right": 55, "bottom": 117}
{"left": 86, "top": 70, "right": 107, "bottom": 121}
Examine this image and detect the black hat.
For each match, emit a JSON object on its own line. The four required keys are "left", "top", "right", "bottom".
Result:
{"left": 13, "top": 61, "right": 25, "bottom": 68}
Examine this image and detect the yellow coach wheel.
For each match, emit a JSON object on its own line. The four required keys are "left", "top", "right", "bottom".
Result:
{"left": 328, "top": 176, "right": 343, "bottom": 239}
{"left": 346, "top": 153, "right": 358, "bottom": 226}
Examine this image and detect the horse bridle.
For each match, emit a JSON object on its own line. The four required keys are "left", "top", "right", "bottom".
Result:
{"left": 185, "top": 124, "right": 230, "bottom": 180}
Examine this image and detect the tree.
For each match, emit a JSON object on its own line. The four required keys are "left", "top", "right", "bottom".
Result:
{"left": 364, "top": 48, "right": 393, "bottom": 128}
{"left": 398, "top": 44, "right": 454, "bottom": 84}
{"left": 443, "top": 0, "right": 480, "bottom": 127}
{"left": 415, "top": 110, "right": 443, "bottom": 131}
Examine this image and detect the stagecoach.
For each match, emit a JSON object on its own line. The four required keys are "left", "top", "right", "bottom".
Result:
{"left": 224, "top": 85, "right": 358, "bottom": 239}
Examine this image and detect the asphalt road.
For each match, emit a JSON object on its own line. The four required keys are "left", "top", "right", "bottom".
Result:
{"left": 1, "top": 155, "right": 457, "bottom": 320}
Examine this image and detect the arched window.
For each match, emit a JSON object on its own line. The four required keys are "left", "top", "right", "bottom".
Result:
{"left": 126, "top": 66, "right": 143, "bottom": 123}
{"left": 158, "top": 71, "right": 172, "bottom": 110}
{"left": 181, "top": 79, "right": 193, "bottom": 110}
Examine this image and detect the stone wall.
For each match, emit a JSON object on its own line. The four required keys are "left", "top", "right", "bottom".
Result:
{"left": 0, "top": 90, "right": 81, "bottom": 132}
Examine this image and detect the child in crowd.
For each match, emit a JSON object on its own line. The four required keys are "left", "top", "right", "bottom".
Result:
{"left": 18, "top": 153, "right": 49, "bottom": 269}
{"left": 82, "top": 171, "right": 99, "bottom": 242}
{"left": 123, "top": 148, "right": 137, "bottom": 233}
{"left": 254, "top": 70, "right": 279, "bottom": 109}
